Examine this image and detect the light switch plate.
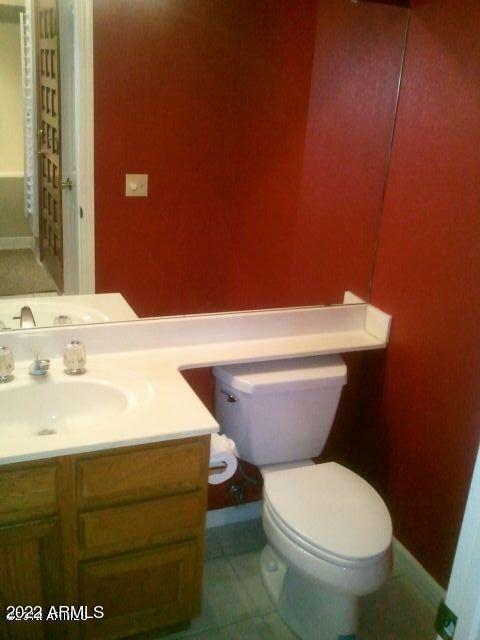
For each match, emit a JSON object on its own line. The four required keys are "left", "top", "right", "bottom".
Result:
{"left": 125, "top": 174, "right": 148, "bottom": 197}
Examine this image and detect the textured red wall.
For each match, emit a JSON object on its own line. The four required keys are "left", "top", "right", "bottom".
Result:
{"left": 370, "top": 0, "right": 480, "bottom": 587}
{"left": 93, "top": 1, "right": 409, "bottom": 316}
{"left": 289, "top": 1, "right": 409, "bottom": 306}
{"left": 93, "top": 1, "right": 408, "bottom": 513}
{"left": 222, "top": 3, "right": 318, "bottom": 311}
{"left": 93, "top": 0, "right": 317, "bottom": 317}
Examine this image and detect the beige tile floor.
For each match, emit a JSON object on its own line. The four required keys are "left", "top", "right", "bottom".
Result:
{"left": 163, "top": 519, "right": 437, "bottom": 640}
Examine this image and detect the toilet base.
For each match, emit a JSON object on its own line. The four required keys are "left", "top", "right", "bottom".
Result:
{"left": 261, "top": 545, "right": 359, "bottom": 640}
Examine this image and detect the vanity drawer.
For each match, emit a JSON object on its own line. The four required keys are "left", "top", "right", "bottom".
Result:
{"left": 0, "top": 464, "right": 57, "bottom": 522}
{"left": 77, "top": 439, "right": 207, "bottom": 506}
{"left": 78, "top": 491, "right": 204, "bottom": 553}
{"left": 79, "top": 540, "right": 199, "bottom": 639}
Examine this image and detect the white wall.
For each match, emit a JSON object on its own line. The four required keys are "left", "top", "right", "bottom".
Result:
{"left": 0, "top": 17, "right": 24, "bottom": 174}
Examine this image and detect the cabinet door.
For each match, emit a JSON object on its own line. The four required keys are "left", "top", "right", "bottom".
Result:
{"left": 0, "top": 518, "right": 63, "bottom": 640}
{"left": 79, "top": 540, "right": 200, "bottom": 639}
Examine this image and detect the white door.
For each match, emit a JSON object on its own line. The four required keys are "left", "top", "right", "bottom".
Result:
{"left": 437, "top": 441, "right": 480, "bottom": 639}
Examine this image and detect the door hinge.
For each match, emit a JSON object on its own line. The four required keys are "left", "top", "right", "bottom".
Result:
{"left": 60, "top": 177, "right": 73, "bottom": 191}
{"left": 435, "top": 601, "right": 457, "bottom": 639}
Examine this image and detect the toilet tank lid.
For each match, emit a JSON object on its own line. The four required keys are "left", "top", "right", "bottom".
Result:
{"left": 212, "top": 355, "right": 347, "bottom": 394}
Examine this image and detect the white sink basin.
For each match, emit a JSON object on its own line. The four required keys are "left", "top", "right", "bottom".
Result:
{"left": 0, "top": 300, "right": 110, "bottom": 330}
{"left": 0, "top": 350, "right": 216, "bottom": 466}
{"left": 0, "top": 293, "right": 138, "bottom": 329}
{"left": 0, "top": 369, "right": 153, "bottom": 440}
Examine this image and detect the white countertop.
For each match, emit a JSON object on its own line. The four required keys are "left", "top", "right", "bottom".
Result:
{"left": 0, "top": 295, "right": 391, "bottom": 466}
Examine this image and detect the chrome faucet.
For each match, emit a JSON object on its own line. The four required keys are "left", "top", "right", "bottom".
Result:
{"left": 13, "top": 306, "right": 36, "bottom": 329}
{"left": 29, "top": 351, "right": 50, "bottom": 377}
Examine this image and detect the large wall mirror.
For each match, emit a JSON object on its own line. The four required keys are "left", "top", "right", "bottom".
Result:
{"left": 1, "top": 0, "right": 400, "bottom": 331}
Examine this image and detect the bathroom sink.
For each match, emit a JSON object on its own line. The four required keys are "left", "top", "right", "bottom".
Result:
{"left": 0, "top": 293, "right": 137, "bottom": 330}
{"left": 0, "top": 377, "right": 144, "bottom": 438}
{"left": 0, "top": 300, "right": 110, "bottom": 330}
{"left": 0, "top": 349, "right": 213, "bottom": 466}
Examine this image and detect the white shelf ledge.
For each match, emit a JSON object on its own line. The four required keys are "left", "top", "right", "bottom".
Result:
{"left": 2, "top": 296, "right": 391, "bottom": 364}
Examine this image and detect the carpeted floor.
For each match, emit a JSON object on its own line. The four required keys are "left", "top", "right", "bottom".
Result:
{"left": 0, "top": 248, "right": 57, "bottom": 296}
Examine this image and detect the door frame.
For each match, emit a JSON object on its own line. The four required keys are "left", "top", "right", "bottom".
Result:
{"left": 71, "top": 0, "right": 95, "bottom": 294}
{"left": 437, "top": 439, "right": 480, "bottom": 640}
{"left": 59, "top": 0, "right": 76, "bottom": 293}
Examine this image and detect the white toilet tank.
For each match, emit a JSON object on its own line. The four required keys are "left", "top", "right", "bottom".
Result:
{"left": 213, "top": 355, "right": 347, "bottom": 466}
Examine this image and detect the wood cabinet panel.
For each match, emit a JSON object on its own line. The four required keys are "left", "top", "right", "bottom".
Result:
{"left": 78, "top": 491, "right": 203, "bottom": 554}
{"left": 79, "top": 541, "right": 199, "bottom": 639}
{"left": 77, "top": 440, "right": 206, "bottom": 506}
{"left": 0, "top": 518, "right": 64, "bottom": 640}
{"left": 0, "top": 465, "right": 57, "bottom": 524}
{"left": 0, "top": 436, "right": 209, "bottom": 639}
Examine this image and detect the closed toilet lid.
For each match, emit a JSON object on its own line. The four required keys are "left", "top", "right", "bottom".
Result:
{"left": 263, "top": 463, "right": 392, "bottom": 562}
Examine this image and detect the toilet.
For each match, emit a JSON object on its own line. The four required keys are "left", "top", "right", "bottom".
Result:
{"left": 213, "top": 355, "right": 392, "bottom": 640}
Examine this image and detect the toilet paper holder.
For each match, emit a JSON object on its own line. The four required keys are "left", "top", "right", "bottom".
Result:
{"left": 209, "top": 461, "right": 228, "bottom": 477}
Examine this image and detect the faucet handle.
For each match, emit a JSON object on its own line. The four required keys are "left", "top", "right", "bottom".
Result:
{"left": 29, "top": 351, "right": 50, "bottom": 376}
{"left": 0, "top": 346, "right": 14, "bottom": 383}
{"left": 64, "top": 340, "right": 86, "bottom": 375}
{"left": 33, "top": 350, "right": 50, "bottom": 365}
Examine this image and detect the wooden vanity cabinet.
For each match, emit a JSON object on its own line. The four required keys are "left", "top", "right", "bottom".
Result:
{"left": 0, "top": 436, "right": 210, "bottom": 640}
{"left": 0, "top": 462, "right": 63, "bottom": 640}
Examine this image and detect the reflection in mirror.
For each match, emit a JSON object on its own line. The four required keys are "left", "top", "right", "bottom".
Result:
{"left": 0, "top": 0, "right": 94, "bottom": 307}
{"left": 0, "top": 293, "right": 138, "bottom": 330}
{"left": 1, "top": 0, "right": 65, "bottom": 297}
{"left": 1, "top": 0, "right": 374, "bottom": 334}
{"left": 92, "top": 2, "right": 385, "bottom": 322}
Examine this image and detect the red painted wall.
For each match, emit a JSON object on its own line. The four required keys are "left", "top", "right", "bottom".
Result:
{"left": 289, "top": 1, "right": 408, "bottom": 306}
{"left": 223, "top": 3, "right": 318, "bottom": 311}
{"left": 93, "top": 1, "right": 409, "bottom": 316}
{"left": 93, "top": 1, "right": 408, "bottom": 513}
{"left": 370, "top": 0, "right": 480, "bottom": 586}
{"left": 93, "top": 0, "right": 317, "bottom": 317}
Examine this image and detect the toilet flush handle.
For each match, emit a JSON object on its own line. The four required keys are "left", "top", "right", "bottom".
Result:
{"left": 220, "top": 389, "right": 237, "bottom": 403}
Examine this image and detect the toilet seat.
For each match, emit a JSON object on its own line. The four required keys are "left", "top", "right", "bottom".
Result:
{"left": 264, "top": 495, "right": 367, "bottom": 570}
{"left": 263, "top": 462, "right": 392, "bottom": 565}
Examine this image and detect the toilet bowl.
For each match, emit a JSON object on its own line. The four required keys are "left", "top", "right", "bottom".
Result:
{"left": 260, "top": 463, "right": 392, "bottom": 639}
{"left": 213, "top": 356, "right": 393, "bottom": 640}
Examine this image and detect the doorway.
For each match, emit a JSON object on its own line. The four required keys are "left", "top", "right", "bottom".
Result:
{"left": 0, "top": 0, "right": 55, "bottom": 295}
{"left": 0, "top": 0, "right": 93, "bottom": 298}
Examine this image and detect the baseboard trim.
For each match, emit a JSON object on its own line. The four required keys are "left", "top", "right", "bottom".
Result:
{"left": 0, "top": 171, "right": 24, "bottom": 179}
{"left": 393, "top": 537, "right": 446, "bottom": 608}
{"left": 206, "top": 501, "right": 263, "bottom": 529}
{"left": 0, "top": 236, "right": 35, "bottom": 251}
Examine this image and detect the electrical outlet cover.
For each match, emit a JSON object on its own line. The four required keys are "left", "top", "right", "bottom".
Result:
{"left": 125, "top": 174, "right": 148, "bottom": 197}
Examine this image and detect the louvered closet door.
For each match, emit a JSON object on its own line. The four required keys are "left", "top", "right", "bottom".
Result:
{"left": 36, "top": 0, "right": 64, "bottom": 290}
